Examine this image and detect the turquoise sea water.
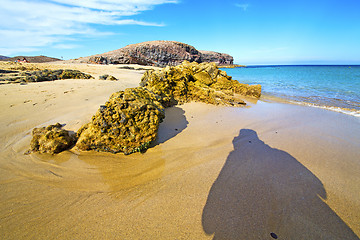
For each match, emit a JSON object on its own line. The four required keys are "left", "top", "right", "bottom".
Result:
{"left": 223, "top": 65, "right": 360, "bottom": 116}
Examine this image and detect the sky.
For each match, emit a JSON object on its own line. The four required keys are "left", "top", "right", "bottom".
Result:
{"left": 1, "top": 0, "right": 360, "bottom": 65}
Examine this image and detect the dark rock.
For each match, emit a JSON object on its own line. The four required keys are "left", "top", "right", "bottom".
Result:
{"left": 29, "top": 123, "right": 76, "bottom": 154}
{"left": 99, "top": 74, "right": 117, "bottom": 81}
{"left": 270, "top": 232, "right": 278, "bottom": 239}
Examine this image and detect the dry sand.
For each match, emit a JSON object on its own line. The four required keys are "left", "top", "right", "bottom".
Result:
{"left": 0, "top": 63, "right": 359, "bottom": 239}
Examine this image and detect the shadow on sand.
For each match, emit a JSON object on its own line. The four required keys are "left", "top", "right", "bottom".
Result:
{"left": 202, "top": 129, "right": 358, "bottom": 240}
{"left": 153, "top": 106, "right": 188, "bottom": 145}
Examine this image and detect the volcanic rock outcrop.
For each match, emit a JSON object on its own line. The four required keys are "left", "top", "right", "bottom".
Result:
{"left": 199, "top": 51, "right": 233, "bottom": 65}
{"left": 87, "top": 41, "right": 233, "bottom": 67}
{"left": 29, "top": 123, "right": 76, "bottom": 154}
{"left": 74, "top": 61, "right": 260, "bottom": 154}
{"left": 0, "top": 69, "right": 93, "bottom": 84}
{"left": 140, "top": 61, "right": 261, "bottom": 107}
{"left": 31, "top": 61, "right": 261, "bottom": 155}
{"left": 76, "top": 87, "right": 165, "bottom": 155}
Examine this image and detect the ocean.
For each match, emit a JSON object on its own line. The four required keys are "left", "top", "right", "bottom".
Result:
{"left": 223, "top": 65, "right": 360, "bottom": 117}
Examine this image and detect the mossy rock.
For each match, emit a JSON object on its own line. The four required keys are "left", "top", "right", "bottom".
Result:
{"left": 30, "top": 61, "right": 261, "bottom": 155}
{"left": 76, "top": 87, "right": 165, "bottom": 155}
{"left": 140, "top": 61, "right": 260, "bottom": 107}
{"left": 29, "top": 123, "right": 76, "bottom": 154}
{"left": 99, "top": 74, "right": 118, "bottom": 81}
{"left": 24, "top": 69, "right": 93, "bottom": 82}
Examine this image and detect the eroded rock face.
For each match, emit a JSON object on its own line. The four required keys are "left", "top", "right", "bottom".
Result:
{"left": 140, "top": 61, "right": 261, "bottom": 107}
{"left": 29, "top": 123, "right": 76, "bottom": 154}
{"left": 199, "top": 50, "right": 233, "bottom": 65}
{"left": 76, "top": 87, "right": 165, "bottom": 155}
{"left": 87, "top": 41, "right": 233, "bottom": 67}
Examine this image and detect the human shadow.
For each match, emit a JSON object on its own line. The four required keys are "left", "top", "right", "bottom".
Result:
{"left": 153, "top": 106, "right": 188, "bottom": 145}
{"left": 202, "top": 129, "right": 359, "bottom": 239}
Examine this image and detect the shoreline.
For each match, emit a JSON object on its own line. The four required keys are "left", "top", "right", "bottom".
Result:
{"left": 0, "top": 63, "right": 359, "bottom": 238}
{"left": 220, "top": 65, "right": 360, "bottom": 118}
{"left": 260, "top": 93, "right": 360, "bottom": 118}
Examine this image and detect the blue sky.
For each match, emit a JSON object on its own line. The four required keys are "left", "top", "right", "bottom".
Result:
{"left": 1, "top": 0, "right": 360, "bottom": 65}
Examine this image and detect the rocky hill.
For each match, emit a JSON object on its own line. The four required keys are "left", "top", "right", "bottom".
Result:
{"left": 0, "top": 55, "right": 9, "bottom": 60}
{"left": 81, "top": 41, "right": 233, "bottom": 67}
{"left": 1, "top": 55, "right": 61, "bottom": 63}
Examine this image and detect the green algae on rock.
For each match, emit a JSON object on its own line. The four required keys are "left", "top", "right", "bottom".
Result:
{"left": 25, "top": 69, "right": 93, "bottom": 82}
{"left": 76, "top": 87, "right": 165, "bottom": 155}
{"left": 29, "top": 123, "right": 76, "bottom": 154}
{"left": 99, "top": 74, "right": 118, "bottom": 81}
{"left": 0, "top": 69, "right": 93, "bottom": 84}
{"left": 140, "top": 61, "right": 261, "bottom": 107}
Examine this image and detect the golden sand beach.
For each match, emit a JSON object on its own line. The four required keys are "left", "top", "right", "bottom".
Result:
{"left": 0, "top": 63, "right": 359, "bottom": 239}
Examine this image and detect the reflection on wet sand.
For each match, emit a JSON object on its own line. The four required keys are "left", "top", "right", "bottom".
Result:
{"left": 202, "top": 129, "right": 359, "bottom": 239}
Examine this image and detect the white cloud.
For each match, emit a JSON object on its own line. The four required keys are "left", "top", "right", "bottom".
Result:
{"left": 53, "top": 44, "right": 81, "bottom": 49}
{"left": 235, "top": 3, "right": 249, "bottom": 11}
{"left": 0, "top": 0, "right": 177, "bottom": 56}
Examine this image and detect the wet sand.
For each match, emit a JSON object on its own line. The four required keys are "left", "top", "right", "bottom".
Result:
{"left": 0, "top": 63, "right": 359, "bottom": 239}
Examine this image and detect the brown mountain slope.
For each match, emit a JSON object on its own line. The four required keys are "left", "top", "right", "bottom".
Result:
{"left": 1, "top": 55, "right": 61, "bottom": 63}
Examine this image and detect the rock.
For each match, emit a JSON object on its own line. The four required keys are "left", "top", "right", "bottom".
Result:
{"left": 89, "top": 56, "right": 108, "bottom": 64}
{"left": 33, "top": 61, "right": 261, "bottom": 155}
{"left": 83, "top": 41, "right": 233, "bottom": 67}
{"left": 0, "top": 69, "right": 93, "bottom": 83}
{"left": 199, "top": 50, "right": 233, "bottom": 65}
{"left": 29, "top": 123, "right": 76, "bottom": 154}
{"left": 99, "top": 74, "right": 117, "bottom": 81}
{"left": 140, "top": 61, "right": 261, "bottom": 107}
{"left": 76, "top": 87, "right": 165, "bottom": 155}
{"left": 24, "top": 69, "right": 93, "bottom": 82}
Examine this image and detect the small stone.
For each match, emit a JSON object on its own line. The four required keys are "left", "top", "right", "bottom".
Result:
{"left": 29, "top": 123, "right": 76, "bottom": 154}
{"left": 270, "top": 232, "right": 278, "bottom": 239}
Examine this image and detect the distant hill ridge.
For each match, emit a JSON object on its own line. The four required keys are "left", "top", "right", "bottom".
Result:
{"left": 0, "top": 55, "right": 10, "bottom": 60}
{"left": 77, "top": 41, "right": 233, "bottom": 67}
{"left": 0, "top": 55, "right": 61, "bottom": 63}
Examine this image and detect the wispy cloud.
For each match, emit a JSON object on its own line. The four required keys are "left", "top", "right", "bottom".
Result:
{"left": 235, "top": 3, "right": 250, "bottom": 11}
{"left": 0, "top": 0, "right": 177, "bottom": 55}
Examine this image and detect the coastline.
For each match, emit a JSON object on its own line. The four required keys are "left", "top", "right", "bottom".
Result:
{"left": 0, "top": 63, "right": 359, "bottom": 238}
{"left": 260, "top": 93, "right": 360, "bottom": 118}
{"left": 221, "top": 65, "right": 360, "bottom": 118}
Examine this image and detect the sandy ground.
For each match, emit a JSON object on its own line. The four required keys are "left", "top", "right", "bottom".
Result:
{"left": 0, "top": 63, "right": 359, "bottom": 239}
